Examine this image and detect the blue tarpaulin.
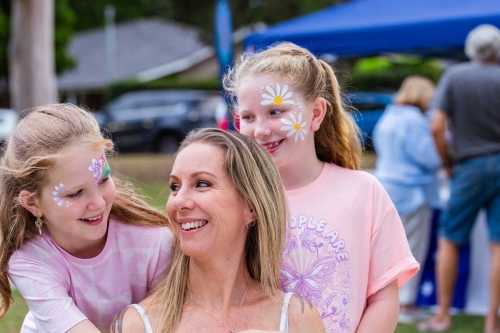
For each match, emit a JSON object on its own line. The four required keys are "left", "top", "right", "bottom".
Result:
{"left": 245, "top": 0, "right": 500, "bottom": 58}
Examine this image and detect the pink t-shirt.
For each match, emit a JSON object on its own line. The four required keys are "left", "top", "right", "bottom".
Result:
{"left": 280, "top": 163, "right": 418, "bottom": 332}
{"left": 8, "top": 218, "right": 174, "bottom": 333}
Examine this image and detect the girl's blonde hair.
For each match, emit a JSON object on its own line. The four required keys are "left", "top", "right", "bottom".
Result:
{"left": 147, "top": 128, "right": 287, "bottom": 333}
{"left": 394, "top": 75, "right": 435, "bottom": 112}
{"left": 0, "top": 104, "right": 169, "bottom": 318}
{"left": 224, "top": 42, "right": 362, "bottom": 170}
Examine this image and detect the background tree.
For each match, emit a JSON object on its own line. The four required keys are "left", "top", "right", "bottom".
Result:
{"left": 9, "top": 0, "right": 57, "bottom": 113}
{"left": 0, "top": 0, "right": 74, "bottom": 109}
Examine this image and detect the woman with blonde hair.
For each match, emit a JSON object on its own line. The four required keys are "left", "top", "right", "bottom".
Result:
{"left": 112, "top": 128, "right": 325, "bottom": 333}
{"left": 373, "top": 76, "right": 442, "bottom": 322}
{"left": 0, "top": 104, "right": 173, "bottom": 332}
{"left": 225, "top": 42, "right": 419, "bottom": 332}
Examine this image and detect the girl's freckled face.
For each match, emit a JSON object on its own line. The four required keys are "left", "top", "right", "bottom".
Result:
{"left": 237, "top": 74, "right": 314, "bottom": 171}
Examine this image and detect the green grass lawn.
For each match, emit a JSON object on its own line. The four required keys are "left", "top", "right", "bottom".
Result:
{"left": 0, "top": 289, "right": 29, "bottom": 333}
{"left": 396, "top": 315, "right": 485, "bottom": 332}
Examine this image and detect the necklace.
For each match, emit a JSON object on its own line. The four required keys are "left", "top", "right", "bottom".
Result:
{"left": 191, "top": 284, "right": 248, "bottom": 333}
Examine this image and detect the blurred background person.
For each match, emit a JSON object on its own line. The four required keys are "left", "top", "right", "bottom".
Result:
{"left": 420, "top": 24, "right": 500, "bottom": 333}
{"left": 373, "top": 76, "right": 442, "bottom": 323}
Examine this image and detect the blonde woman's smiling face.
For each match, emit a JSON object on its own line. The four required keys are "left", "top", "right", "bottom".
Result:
{"left": 167, "top": 142, "right": 254, "bottom": 259}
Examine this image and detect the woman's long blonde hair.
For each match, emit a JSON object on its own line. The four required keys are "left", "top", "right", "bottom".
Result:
{"left": 147, "top": 128, "right": 288, "bottom": 333}
{"left": 224, "top": 42, "right": 362, "bottom": 170}
{"left": 0, "top": 104, "right": 169, "bottom": 318}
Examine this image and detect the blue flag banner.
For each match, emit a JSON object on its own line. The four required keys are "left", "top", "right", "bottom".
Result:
{"left": 214, "top": 0, "right": 234, "bottom": 130}
{"left": 214, "top": 0, "right": 233, "bottom": 79}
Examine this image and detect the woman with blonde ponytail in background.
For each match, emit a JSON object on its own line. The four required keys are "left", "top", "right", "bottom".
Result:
{"left": 225, "top": 42, "right": 419, "bottom": 332}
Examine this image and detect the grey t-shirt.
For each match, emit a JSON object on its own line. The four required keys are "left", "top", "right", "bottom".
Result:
{"left": 432, "top": 61, "right": 500, "bottom": 161}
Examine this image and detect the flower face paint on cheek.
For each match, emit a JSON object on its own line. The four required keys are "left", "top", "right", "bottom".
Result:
{"left": 88, "top": 155, "right": 111, "bottom": 184}
{"left": 280, "top": 112, "right": 308, "bottom": 141}
{"left": 53, "top": 183, "right": 72, "bottom": 208}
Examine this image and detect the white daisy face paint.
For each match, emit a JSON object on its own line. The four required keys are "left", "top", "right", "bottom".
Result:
{"left": 238, "top": 74, "right": 315, "bottom": 169}
{"left": 258, "top": 83, "right": 305, "bottom": 118}
{"left": 280, "top": 112, "right": 308, "bottom": 141}
{"left": 53, "top": 183, "right": 72, "bottom": 207}
{"left": 261, "top": 83, "right": 295, "bottom": 106}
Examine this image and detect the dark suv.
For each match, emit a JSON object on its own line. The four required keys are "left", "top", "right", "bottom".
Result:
{"left": 95, "top": 90, "right": 223, "bottom": 154}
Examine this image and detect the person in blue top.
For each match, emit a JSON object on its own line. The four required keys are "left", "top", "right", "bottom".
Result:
{"left": 373, "top": 75, "right": 442, "bottom": 322}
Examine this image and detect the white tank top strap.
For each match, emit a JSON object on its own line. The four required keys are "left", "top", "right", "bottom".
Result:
{"left": 127, "top": 304, "right": 154, "bottom": 333}
{"left": 279, "top": 292, "right": 294, "bottom": 332}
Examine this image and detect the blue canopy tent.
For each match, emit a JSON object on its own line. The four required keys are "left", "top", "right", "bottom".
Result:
{"left": 245, "top": 0, "right": 500, "bottom": 58}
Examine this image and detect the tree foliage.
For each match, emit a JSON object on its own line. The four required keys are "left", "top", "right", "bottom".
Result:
{"left": 54, "top": 0, "right": 76, "bottom": 74}
{"left": 347, "top": 55, "right": 443, "bottom": 91}
{"left": 67, "top": 0, "right": 342, "bottom": 40}
{"left": 0, "top": 4, "right": 9, "bottom": 77}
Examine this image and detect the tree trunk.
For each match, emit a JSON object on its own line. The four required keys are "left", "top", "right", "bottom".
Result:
{"left": 9, "top": 0, "right": 56, "bottom": 115}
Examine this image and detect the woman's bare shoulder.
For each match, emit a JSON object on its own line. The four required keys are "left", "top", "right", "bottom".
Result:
{"left": 110, "top": 304, "right": 147, "bottom": 333}
{"left": 287, "top": 294, "right": 326, "bottom": 333}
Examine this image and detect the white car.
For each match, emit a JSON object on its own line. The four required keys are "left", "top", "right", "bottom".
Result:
{"left": 0, "top": 109, "right": 18, "bottom": 144}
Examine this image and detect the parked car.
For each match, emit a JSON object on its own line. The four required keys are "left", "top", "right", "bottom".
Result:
{"left": 95, "top": 90, "right": 223, "bottom": 154}
{"left": 344, "top": 92, "right": 394, "bottom": 148}
{"left": 0, "top": 108, "right": 18, "bottom": 146}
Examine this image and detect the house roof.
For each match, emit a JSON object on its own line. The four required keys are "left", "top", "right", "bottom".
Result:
{"left": 58, "top": 18, "right": 213, "bottom": 91}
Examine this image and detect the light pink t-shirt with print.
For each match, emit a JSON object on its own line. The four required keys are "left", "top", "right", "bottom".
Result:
{"left": 280, "top": 163, "right": 419, "bottom": 333}
{"left": 8, "top": 218, "right": 174, "bottom": 333}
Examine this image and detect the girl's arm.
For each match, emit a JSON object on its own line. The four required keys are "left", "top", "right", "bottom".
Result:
{"left": 9, "top": 259, "right": 90, "bottom": 332}
{"left": 66, "top": 320, "right": 101, "bottom": 333}
{"left": 355, "top": 279, "right": 399, "bottom": 333}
